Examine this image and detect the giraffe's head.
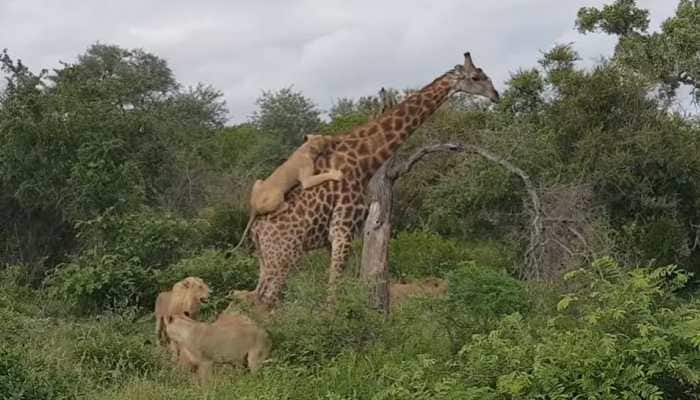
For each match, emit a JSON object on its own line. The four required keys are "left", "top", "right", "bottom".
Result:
{"left": 450, "top": 52, "right": 500, "bottom": 103}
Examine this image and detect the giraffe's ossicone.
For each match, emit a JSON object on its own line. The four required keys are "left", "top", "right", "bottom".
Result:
{"left": 248, "top": 52, "right": 500, "bottom": 308}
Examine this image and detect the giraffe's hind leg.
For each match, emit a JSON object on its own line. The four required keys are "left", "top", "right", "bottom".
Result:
{"left": 327, "top": 214, "right": 354, "bottom": 305}
{"left": 253, "top": 232, "right": 304, "bottom": 309}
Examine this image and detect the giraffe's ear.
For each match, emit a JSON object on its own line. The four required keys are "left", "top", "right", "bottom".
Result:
{"left": 463, "top": 52, "right": 476, "bottom": 70}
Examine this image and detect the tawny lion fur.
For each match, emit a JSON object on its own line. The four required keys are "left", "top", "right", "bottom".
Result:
{"left": 389, "top": 277, "right": 448, "bottom": 308}
{"left": 154, "top": 277, "right": 210, "bottom": 354}
{"left": 165, "top": 313, "right": 271, "bottom": 383}
{"left": 228, "top": 289, "right": 273, "bottom": 321}
{"left": 234, "top": 134, "right": 343, "bottom": 249}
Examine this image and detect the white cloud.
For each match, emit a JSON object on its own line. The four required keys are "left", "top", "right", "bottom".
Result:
{"left": 0, "top": 0, "right": 679, "bottom": 122}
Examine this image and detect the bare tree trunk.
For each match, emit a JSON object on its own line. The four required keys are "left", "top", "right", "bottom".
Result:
{"left": 360, "top": 158, "right": 395, "bottom": 313}
{"left": 360, "top": 143, "right": 464, "bottom": 313}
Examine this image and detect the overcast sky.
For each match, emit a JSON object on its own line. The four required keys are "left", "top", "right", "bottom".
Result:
{"left": 0, "top": 0, "right": 679, "bottom": 123}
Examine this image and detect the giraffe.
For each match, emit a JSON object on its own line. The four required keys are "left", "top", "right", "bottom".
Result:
{"left": 248, "top": 52, "right": 500, "bottom": 308}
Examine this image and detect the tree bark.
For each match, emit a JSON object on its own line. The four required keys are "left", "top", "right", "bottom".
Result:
{"left": 360, "top": 143, "right": 464, "bottom": 313}
{"left": 360, "top": 159, "right": 394, "bottom": 313}
{"left": 359, "top": 138, "right": 545, "bottom": 312}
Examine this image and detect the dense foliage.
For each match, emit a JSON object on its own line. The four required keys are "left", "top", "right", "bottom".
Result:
{"left": 1, "top": 1, "right": 699, "bottom": 398}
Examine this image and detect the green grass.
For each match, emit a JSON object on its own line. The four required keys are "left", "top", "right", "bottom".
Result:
{"left": 2, "top": 253, "right": 699, "bottom": 399}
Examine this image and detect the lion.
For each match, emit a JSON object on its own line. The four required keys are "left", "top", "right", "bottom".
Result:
{"left": 165, "top": 312, "right": 272, "bottom": 383}
{"left": 227, "top": 289, "right": 273, "bottom": 321}
{"left": 234, "top": 134, "right": 343, "bottom": 249}
{"left": 154, "top": 277, "right": 210, "bottom": 353}
{"left": 389, "top": 277, "right": 448, "bottom": 308}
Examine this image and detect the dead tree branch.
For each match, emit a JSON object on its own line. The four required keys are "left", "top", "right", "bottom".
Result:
{"left": 388, "top": 143, "right": 465, "bottom": 179}
{"left": 361, "top": 142, "right": 464, "bottom": 313}
{"left": 461, "top": 144, "right": 545, "bottom": 280}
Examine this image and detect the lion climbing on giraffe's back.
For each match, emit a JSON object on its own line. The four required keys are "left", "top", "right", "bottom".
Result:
{"left": 234, "top": 134, "right": 344, "bottom": 250}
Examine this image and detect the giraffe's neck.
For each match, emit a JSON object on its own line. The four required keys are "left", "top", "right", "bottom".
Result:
{"left": 341, "top": 69, "right": 457, "bottom": 178}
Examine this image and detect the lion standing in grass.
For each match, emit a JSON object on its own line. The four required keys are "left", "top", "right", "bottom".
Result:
{"left": 154, "top": 277, "right": 210, "bottom": 352}
{"left": 165, "top": 312, "right": 271, "bottom": 383}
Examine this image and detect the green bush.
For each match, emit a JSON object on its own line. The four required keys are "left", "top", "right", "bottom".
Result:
{"left": 388, "top": 232, "right": 515, "bottom": 279}
{"left": 436, "top": 262, "right": 530, "bottom": 349}
{"left": 46, "top": 209, "right": 214, "bottom": 314}
{"left": 47, "top": 249, "right": 155, "bottom": 314}
{"left": 617, "top": 216, "right": 691, "bottom": 267}
{"left": 388, "top": 230, "right": 465, "bottom": 279}
{"left": 445, "top": 262, "right": 529, "bottom": 320}
{"left": 200, "top": 205, "right": 249, "bottom": 249}
{"left": 452, "top": 258, "right": 700, "bottom": 398}
{"left": 76, "top": 208, "right": 209, "bottom": 270}
{"left": 371, "top": 355, "right": 498, "bottom": 400}
{"left": 267, "top": 274, "right": 385, "bottom": 366}
{"left": 46, "top": 246, "right": 256, "bottom": 316}
{"left": 456, "top": 240, "right": 516, "bottom": 271}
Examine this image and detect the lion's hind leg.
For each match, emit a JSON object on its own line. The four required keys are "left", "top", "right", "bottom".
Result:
{"left": 246, "top": 344, "right": 270, "bottom": 372}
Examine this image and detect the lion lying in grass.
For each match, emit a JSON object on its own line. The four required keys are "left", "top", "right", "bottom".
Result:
{"left": 165, "top": 312, "right": 271, "bottom": 383}
{"left": 154, "top": 277, "right": 210, "bottom": 354}
{"left": 389, "top": 277, "right": 447, "bottom": 308}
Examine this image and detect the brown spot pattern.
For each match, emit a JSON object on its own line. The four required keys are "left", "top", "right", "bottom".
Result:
{"left": 251, "top": 65, "right": 458, "bottom": 308}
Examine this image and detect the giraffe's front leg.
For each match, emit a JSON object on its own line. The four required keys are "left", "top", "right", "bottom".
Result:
{"left": 327, "top": 219, "right": 354, "bottom": 306}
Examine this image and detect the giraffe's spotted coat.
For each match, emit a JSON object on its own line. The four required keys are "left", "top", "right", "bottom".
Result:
{"left": 248, "top": 56, "right": 499, "bottom": 308}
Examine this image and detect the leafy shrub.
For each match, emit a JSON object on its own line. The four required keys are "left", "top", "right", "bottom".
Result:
{"left": 417, "top": 159, "right": 524, "bottom": 240}
{"left": 388, "top": 230, "right": 465, "bottom": 279}
{"left": 436, "top": 262, "right": 529, "bottom": 349}
{"left": 389, "top": 232, "right": 515, "bottom": 279}
{"left": 445, "top": 262, "right": 529, "bottom": 319}
{"left": 47, "top": 249, "right": 155, "bottom": 314}
{"left": 267, "top": 274, "right": 384, "bottom": 365}
{"left": 456, "top": 240, "right": 516, "bottom": 271}
{"left": 617, "top": 216, "right": 691, "bottom": 267}
{"left": 200, "top": 205, "right": 249, "bottom": 249}
{"left": 76, "top": 208, "right": 209, "bottom": 270}
{"left": 452, "top": 258, "right": 700, "bottom": 398}
{"left": 371, "top": 355, "right": 499, "bottom": 400}
{"left": 46, "top": 209, "right": 214, "bottom": 314}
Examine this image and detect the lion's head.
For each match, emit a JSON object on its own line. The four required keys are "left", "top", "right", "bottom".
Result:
{"left": 171, "top": 276, "right": 210, "bottom": 317}
{"left": 302, "top": 134, "right": 334, "bottom": 157}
